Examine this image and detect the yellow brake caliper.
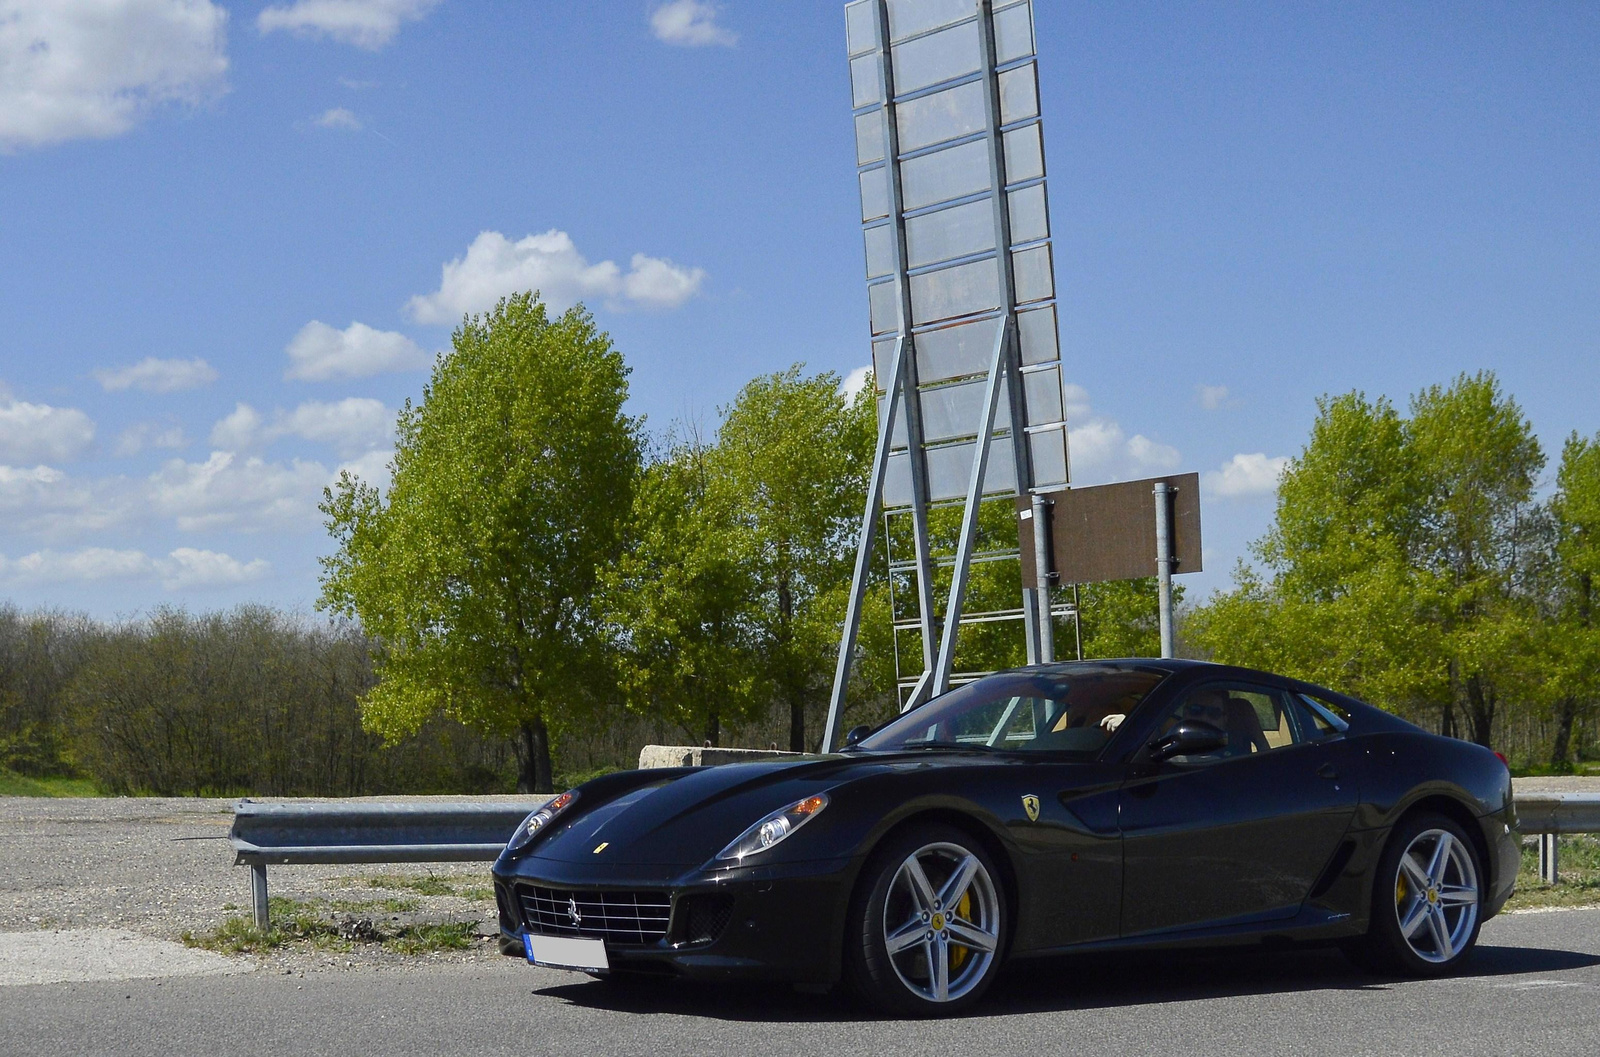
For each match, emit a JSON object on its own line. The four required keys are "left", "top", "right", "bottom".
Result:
{"left": 949, "top": 891, "right": 972, "bottom": 970}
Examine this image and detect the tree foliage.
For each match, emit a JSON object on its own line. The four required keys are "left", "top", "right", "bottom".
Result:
{"left": 1188, "top": 372, "right": 1557, "bottom": 750}
{"left": 709, "top": 367, "right": 875, "bottom": 751}
{"left": 319, "top": 294, "right": 640, "bottom": 792}
{"left": 604, "top": 433, "right": 769, "bottom": 746}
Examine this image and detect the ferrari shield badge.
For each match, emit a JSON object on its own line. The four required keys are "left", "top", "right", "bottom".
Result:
{"left": 1022, "top": 795, "right": 1040, "bottom": 822}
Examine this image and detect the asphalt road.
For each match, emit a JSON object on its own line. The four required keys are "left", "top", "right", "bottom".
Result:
{"left": 4, "top": 908, "right": 1599, "bottom": 1057}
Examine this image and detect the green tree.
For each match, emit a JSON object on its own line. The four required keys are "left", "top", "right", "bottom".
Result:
{"left": 1187, "top": 373, "right": 1544, "bottom": 747}
{"left": 1546, "top": 432, "right": 1600, "bottom": 767}
{"left": 711, "top": 367, "right": 874, "bottom": 751}
{"left": 1407, "top": 373, "right": 1545, "bottom": 744}
{"left": 319, "top": 293, "right": 640, "bottom": 792}
{"left": 606, "top": 434, "right": 768, "bottom": 746}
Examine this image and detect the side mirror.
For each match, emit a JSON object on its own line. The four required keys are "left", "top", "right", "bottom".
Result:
{"left": 1148, "top": 721, "right": 1227, "bottom": 763}
{"left": 843, "top": 725, "right": 873, "bottom": 748}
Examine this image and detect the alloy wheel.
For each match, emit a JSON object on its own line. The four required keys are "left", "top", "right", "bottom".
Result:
{"left": 880, "top": 841, "right": 1001, "bottom": 1003}
{"left": 1394, "top": 827, "right": 1479, "bottom": 964}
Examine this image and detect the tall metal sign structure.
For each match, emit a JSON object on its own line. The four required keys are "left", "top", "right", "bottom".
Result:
{"left": 822, "top": 0, "right": 1070, "bottom": 752}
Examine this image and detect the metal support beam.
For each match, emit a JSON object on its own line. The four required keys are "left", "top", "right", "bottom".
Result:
{"left": 251, "top": 863, "right": 269, "bottom": 931}
{"left": 1031, "top": 493, "right": 1055, "bottom": 663}
{"left": 822, "top": 336, "right": 910, "bottom": 753}
{"left": 1154, "top": 480, "right": 1175, "bottom": 659}
{"left": 933, "top": 318, "right": 1013, "bottom": 694}
{"left": 1539, "top": 833, "right": 1560, "bottom": 885}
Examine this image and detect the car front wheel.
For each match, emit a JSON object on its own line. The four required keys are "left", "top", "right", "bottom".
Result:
{"left": 844, "top": 823, "right": 1006, "bottom": 1015}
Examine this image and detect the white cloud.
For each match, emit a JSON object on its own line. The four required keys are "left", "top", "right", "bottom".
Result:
{"left": 0, "top": 546, "right": 268, "bottom": 588}
{"left": 208, "top": 399, "right": 391, "bottom": 457}
{"left": 284, "top": 320, "right": 430, "bottom": 380}
{"left": 312, "top": 106, "right": 361, "bottom": 130}
{"left": 257, "top": 0, "right": 439, "bottom": 50}
{"left": 114, "top": 422, "right": 187, "bottom": 457}
{"left": 0, "top": 0, "right": 229, "bottom": 152}
{"left": 839, "top": 366, "right": 872, "bottom": 403}
{"left": 0, "top": 464, "right": 122, "bottom": 535}
{"left": 208, "top": 403, "right": 264, "bottom": 451}
{"left": 1064, "top": 386, "right": 1181, "bottom": 484}
{"left": 622, "top": 252, "right": 706, "bottom": 308}
{"left": 93, "top": 356, "right": 218, "bottom": 392}
{"left": 1204, "top": 452, "right": 1289, "bottom": 498}
{"left": 277, "top": 398, "right": 392, "bottom": 456}
{"left": 405, "top": 230, "right": 706, "bottom": 324}
{"left": 650, "top": 0, "right": 736, "bottom": 47}
{"left": 147, "top": 451, "right": 331, "bottom": 531}
{"left": 1196, "top": 384, "right": 1232, "bottom": 411}
{"left": 335, "top": 448, "right": 393, "bottom": 492}
{"left": 0, "top": 399, "right": 95, "bottom": 463}
{"left": 0, "top": 547, "right": 152, "bottom": 583}
{"left": 159, "top": 547, "right": 269, "bottom": 588}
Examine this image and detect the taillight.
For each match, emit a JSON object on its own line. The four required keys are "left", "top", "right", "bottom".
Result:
{"left": 1493, "top": 751, "right": 1509, "bottom": 768}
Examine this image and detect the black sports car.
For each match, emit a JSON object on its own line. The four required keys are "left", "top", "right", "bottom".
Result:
{"left": 491, "top": 659, "right": 1518, "bottom": 1014}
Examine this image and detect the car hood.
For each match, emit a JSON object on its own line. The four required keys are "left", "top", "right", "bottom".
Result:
{"left": 516, "top": 750, "right": 1026, "bottom": 868}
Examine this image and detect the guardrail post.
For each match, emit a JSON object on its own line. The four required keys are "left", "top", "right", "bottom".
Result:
{"left": 251, "top": 863, "right": 270, "bottom": 931}
{"left": 1538, "top": 833, "right": 1559, "bottom": 885}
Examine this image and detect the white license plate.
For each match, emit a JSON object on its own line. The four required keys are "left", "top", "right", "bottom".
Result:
{"left": 523, "top": 933, "right": 609, "bottom": 972}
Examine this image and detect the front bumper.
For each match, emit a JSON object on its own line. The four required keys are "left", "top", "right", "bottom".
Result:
{"left": 491, "top": 854, "right": 856, "bottom": 984}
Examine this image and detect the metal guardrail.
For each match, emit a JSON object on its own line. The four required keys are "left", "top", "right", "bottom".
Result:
{"left": 1516, "top": 793, "right": 1600, "bottom": 885}
{"left": 229, "top": 799, "right": 548, "bottom": 929}
{"left": 228, "top": 791, "right": 1600, "bottom": 929}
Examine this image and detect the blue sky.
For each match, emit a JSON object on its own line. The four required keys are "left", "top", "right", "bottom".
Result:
{"left": 1, "top": 0, "right": 1596, "bottom": 619}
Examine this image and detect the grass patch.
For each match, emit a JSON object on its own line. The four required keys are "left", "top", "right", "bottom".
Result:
{"left": 329, "top": 897, "right": 420, "bottom": 914}
{"left": 350, "top": 873, "right": 475, "bottom": 897}
{"left": 1505, "top": 834, "right": 1600, "bottom": 911}
{"left": 0, "top": 771, "right": 101, "bottom": 797}
{"left": 183, "top": 897, "right": 351, "bottom": 955}
{"left": 383, "top": 922, "right": 478, "bottom": 955}
{"left": 184, "top": 895, "right": 484, "bottom": 956}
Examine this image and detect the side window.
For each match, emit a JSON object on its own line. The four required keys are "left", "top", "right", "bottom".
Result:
{"left": 1295, "top": 693, "right": 1350, "bottom": 738}
{"left": 1156, "top": 684, "right": 1304, "bottom": 758}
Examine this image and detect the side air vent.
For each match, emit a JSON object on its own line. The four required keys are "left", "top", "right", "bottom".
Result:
{"left": 1309, "top": 840, "right": 1357, "bottom": 899}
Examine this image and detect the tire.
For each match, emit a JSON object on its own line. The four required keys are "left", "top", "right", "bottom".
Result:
{"left": 1344, "top": 811, "right": 1484, "bottom": 976}
{"left": 843, "top": 823, "right": 1007, "bottom": 1016}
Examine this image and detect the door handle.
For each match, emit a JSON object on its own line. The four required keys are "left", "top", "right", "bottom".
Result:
{"left": 1317, "top": 763, "right": 1339, "bottom": 780}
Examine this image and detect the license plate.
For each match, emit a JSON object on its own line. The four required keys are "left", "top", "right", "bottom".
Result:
{"left": 523, "top": 933, "right": 609, "bottom": 973}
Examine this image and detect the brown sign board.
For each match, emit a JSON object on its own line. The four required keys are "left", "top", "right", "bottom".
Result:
{"left": 1018, "top": 473, "right": 1202, "bottom": 587}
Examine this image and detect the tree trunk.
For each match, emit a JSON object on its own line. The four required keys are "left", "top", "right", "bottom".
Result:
{"left": 704, "top": 710, "right": 720, "bottom": 748}
{"left": 515, "top": 716, "right": 553, "bottom": 794}
{"left": 1464, "top": 673, "right": 1495, "bottom": 749}
{"left": 779, "top": 570, "right": 804, "bottom": 752}
{"left": 790, "top": 697, "right": 805, "bottom": 754}
{"left": 1551, "top": 696, "right": 1579, "bottom": 772}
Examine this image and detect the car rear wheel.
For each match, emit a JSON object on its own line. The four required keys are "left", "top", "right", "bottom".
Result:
{"left": 844, "top": 823, "right": 1006, "bottom": 1016}
{"left": 1346, "top": 811, "right": 1483, "bottom": 976}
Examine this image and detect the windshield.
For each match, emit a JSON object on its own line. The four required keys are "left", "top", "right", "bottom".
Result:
{"left": 855, "top": 665, "right": 1169, "bottom": 758}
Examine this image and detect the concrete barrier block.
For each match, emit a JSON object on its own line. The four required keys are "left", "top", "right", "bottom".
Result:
{"left": 637, "top": 745, "right": 807, "bottom": 769}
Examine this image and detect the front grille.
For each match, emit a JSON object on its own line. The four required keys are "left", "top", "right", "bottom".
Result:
{"left": 516, "top": 885, "right": 671, "bottom": 946}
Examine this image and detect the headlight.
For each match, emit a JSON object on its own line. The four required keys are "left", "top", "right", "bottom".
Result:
{"left": 506, "top": 790, "right": 578, "bottom": 854}
{"left": 715, "top": 794, "right": 829, "bottom": 863}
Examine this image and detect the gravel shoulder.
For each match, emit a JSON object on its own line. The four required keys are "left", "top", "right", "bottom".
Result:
{"left": 0, "top": 795, "right": 529, "bottom": 975}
